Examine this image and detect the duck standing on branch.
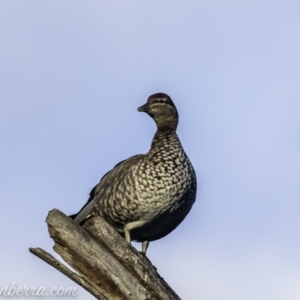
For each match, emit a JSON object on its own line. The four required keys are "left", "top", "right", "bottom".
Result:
{"left": 70, "top": 93, "right": 197, "bottom": 255}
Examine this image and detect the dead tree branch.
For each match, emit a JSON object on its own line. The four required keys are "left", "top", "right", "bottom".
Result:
{"left": 29, "top": 209, "right": 181, "bottom": 300}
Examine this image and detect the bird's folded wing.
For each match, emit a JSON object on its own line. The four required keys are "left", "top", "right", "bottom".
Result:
{"left": 71, "top": 154, "right": 145, "bottom": 224}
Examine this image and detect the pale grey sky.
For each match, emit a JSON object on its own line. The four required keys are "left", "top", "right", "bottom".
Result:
{"left": 1, "top": 1, "right": 300, "bottom": 299}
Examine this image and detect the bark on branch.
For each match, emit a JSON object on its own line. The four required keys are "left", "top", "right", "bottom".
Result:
{"left": 29, "top": 209, "right": 181, "bottom": 300}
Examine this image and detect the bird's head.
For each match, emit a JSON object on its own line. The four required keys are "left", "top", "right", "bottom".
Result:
{"left": 138, "top": 93, "right": 178, "bottom": 130}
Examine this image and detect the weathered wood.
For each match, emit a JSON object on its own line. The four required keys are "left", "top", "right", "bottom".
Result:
{"left": 83, "top": 216, "right": 180, "bottom": 300}
{"left": 30, "top": 209, "right": 181, "bottom": 300}
{"left": 29, "top": 247, "right": 101, "bottom": 298}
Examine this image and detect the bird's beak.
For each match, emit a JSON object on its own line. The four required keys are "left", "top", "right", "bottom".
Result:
{"left": 138, "top": 103, "right": 150, "bottom": 113}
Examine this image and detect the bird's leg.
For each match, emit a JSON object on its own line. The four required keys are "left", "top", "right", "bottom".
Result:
{"left": 142, "top": 240, "right": 149, "bottom": 255}
{"left": 124, "top": 227, "right": 131, "bottom": 244}
{"left": 124, "top": 220, "right": 148, "bottom": 244}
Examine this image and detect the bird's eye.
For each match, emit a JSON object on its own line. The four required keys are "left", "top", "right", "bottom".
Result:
{"left": 159, "top": 99, "right": 164, "bottom": 104}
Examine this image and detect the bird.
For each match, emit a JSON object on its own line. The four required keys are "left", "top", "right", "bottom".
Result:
{"left": 69, "top": 93, "right": 197, "bottom": 254}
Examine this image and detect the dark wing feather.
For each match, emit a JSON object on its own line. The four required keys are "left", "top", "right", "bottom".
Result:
{"left": 69, "top": 154, "right": 144, "bottom": 224}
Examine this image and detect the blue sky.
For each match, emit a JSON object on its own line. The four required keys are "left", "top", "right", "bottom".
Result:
{"left": 1, "top": 1, "right": 300, "bottom": 299}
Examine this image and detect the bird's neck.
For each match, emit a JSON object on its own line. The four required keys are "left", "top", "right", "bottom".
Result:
{"left": 150, "top": 128, "right": 181, "bottom": 150}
